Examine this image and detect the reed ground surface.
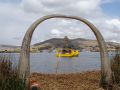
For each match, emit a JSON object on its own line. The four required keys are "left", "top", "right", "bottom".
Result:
{"left": 30, "top": 71, "right": 104, "bottom": 90}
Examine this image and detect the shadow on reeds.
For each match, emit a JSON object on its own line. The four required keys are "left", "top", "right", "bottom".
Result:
{"left": 0, "top": 53, "right": 26, "bottom": 90}
{"left": 111, "top": 47, "right": 120, "bottom": 88}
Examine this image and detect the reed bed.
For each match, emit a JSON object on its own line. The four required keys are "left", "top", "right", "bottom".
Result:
{"left": 111, "top": 47, "right": 120, "bottom": 88}
{"left": 30, "top": 71, "right": 104, "bottom": 90}
{"left": 0, "top": 53, "right": 26, "bottom": 90}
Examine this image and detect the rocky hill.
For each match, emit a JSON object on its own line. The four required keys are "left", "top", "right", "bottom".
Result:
{"left": 0, "top": 45, "right": 19, "bottom": 48}
{"left": 34, "top": 38, "right": 120, "bottom": 51}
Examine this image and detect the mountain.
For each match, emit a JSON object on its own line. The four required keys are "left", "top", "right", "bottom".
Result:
{"left": 34, "top": 38, "right": 120, "bottom": 51}
{"left": 34, "top": 38, "right": 64, "bottom": 47}
{"left": 0, "top": 45, "right": 20, "bottom": 48}
{"left": 34, "top": 38, "right": 88, "bottom": 46}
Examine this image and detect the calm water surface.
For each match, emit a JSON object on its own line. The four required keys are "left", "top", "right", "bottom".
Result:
{"left": 10, "top": 51, "right": 114, "bottom": 74}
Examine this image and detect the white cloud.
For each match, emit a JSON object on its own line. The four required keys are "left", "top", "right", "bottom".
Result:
{"left": 0, "top": 3, "right": 40, "bottom": 45}
{"left": 106, "top": 19, "right": 120, "bottom": 29}
{"left": 51, "top": 29, "right": 63, "bottom": 36}
{"left": 21, "top": 0, "right": 104, "bottom": 18}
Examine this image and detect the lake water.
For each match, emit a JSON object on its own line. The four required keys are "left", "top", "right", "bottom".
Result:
{"left": 4, "top": 51, "right": 114, "bottom": 74}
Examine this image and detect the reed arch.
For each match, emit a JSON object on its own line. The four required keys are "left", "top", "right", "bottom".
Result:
{"left": 19, "top": 15, "right": 112, "bottom": 89}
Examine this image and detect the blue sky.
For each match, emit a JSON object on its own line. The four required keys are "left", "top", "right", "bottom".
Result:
{"left": 102, "top": 1, "right": 120, "bottom": 17}
{"left": 0, "top": 0, "right": 120, "bottom": 45}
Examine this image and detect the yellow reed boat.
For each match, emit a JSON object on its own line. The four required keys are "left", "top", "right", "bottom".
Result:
{"left": 56, "top": 48, "right": 80, "bottom": 57}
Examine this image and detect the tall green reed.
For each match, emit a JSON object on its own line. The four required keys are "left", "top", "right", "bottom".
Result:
{"left": 0, "top": 53, "right": 26, "bottom": 90}
{"left": 111, "top": 47, "right": 120, "bottom": 86}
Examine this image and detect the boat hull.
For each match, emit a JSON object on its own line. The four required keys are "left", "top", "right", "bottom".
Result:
{"left": 56, "top": 49, "right": 80, "bottom": 57}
